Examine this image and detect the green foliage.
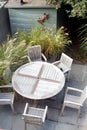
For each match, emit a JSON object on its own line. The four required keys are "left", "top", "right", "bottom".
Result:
{"left": 78, "top": 23, "right": 87, "bottom": 55}
{"left": 0, "top": 36, "right": 28, "bottom": 85}
{"left": 62, "top": 0, "right": 87, "bottom": 18}
{"left": 46, "top": 0, "right": 87, "bottom": 18}
{"left": 70, "top": 0, "right": 87, "bottom": 18}
{"left": 0, "top": 61, "right": 10, "bottom": 85}
{"left": 0, "top": 26, "right": 71, "bottom": 85}
{"left": 30, "top": 26, "right": 71, "bottom": 58}
{"left": 15, "top": 31, "right": 31, "bottom": 44}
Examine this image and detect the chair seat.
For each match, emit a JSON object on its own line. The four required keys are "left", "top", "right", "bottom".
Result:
{"left": 52, "top": 53, "right": 73, "bottom": 81}
{"left": 64, "top": 94, "right": 82, "bottom": 109}
{"left": 28, "top": 107, "right": 45, "bottom": 117}
{"left": 0, "top": 84, "right": 15, "bottom": 112}
{"left": 58, "top": 62, "right": 68, "bottom": 72}
{"left": 22, "top": 103, "right": 48, "bottom": 130}
{"left": 61, "top": 86, "right": 87, "bottom": 118}
{"left": 0, "top": 92, "right": 15, "bottom": 105}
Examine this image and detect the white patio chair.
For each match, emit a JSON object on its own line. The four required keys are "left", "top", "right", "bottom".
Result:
{"left": 27, "top": 45, "right": 47, "bottom": 62}
{"left": 52, "top": 53, "right": 73, "bottom": 81}
{"left": 22, "top": 103, "right": 48, "bottom": 130}
{"left": 0, "top": 84, "right": 15, "bottom": 113}
{"left": 61, "top": 86, "right": 87, "bottom": 119}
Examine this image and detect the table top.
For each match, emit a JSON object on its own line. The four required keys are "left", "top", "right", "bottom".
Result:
{"left": 12, "top": 62, "right": 65, "bottom": 100}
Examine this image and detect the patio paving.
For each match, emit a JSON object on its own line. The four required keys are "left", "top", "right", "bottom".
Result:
{"left": 0, "top": 63, "right": 87, "bottom": 130}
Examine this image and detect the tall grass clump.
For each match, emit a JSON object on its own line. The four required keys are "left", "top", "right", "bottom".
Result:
{"left": 0, "top": 26, "right": 71, "bottom": 85}
{"left": 0, "top": 35, "right": 29, "bottom": 85}
{"left": 30, "top": 26, "right": 71, "bottom": 58}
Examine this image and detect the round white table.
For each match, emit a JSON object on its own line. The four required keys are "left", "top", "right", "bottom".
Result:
{"left": 12, "top": 61, "right": 65, "bottom": 100}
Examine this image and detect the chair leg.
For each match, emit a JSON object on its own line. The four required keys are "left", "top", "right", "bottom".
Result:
{"left": 67, "top": 72, "right": 70, "bottom": 81}
{"left": 76, "top": 108, "right": 80, "bottom": 125}
{"left": 10, "top": 103, "right": 15, "bottom": 113}
{"left": 25, "top": 122, "right": 27, "bottom": 130}
{"left": 77, "top": 108, "right": 80, "bottom": 120}
{"left": 41, "top": 124, "right": 43, "bottom": 130}
{"left": 60, "top": 104, "right": 65, "bottom": 116}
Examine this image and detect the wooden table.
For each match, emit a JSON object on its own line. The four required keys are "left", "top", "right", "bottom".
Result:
{"left": 12, "top": 62, "right": 65, "bottom": 100}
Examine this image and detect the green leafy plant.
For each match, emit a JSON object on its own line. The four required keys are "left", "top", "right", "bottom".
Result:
{"left": 0, "top": 36, "right": 28, "bottom": 85}
{"left": 78, "top": 23, "right": 87, "bottom": 55}
{"left": 70, "top": 0, "right": 87, "bottom": 18}
{"left": 30, "top": 26, "right": 71, "bottom": 58}
{"left": 0, "top": 26, "right": 71, "bottom": 85}
{"left": 46, "top": 0, "right": 87, "bottom": 18}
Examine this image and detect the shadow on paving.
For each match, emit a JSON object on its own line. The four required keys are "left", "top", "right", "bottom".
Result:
{"left": 0, "top": 64, "right": 87, "bottom": 130}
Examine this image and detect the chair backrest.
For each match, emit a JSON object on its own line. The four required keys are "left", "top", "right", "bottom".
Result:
{"left": 60, "top": 53, "right": 73, "bottom": 68}
{"left": 23, "top": 114, "right": 42, "bottom": 125}
{"left": 23, "top": 103, "right": 48, "bottom": 125}
{"left": 80, "top": 86, "right": 87, "bottom": 104}
{"left": 28, "top": 45, "right": 42, "bottom": 62}
{"left": 0, "top": 84, "right": 15, "bottom": 112}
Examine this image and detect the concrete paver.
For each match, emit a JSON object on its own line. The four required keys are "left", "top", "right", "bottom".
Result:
{"left": 0, "top": 64, "right": 87, "bottom": 130}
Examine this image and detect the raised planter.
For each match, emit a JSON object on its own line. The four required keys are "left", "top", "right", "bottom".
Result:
{"left": 5, "top": 0, "right": 58, "bottom": 35}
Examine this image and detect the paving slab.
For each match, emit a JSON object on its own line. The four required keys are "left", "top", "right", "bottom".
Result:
{"left": 55, "top": 122, "right": 77, "bottom": 130}
{"left": 70, "top": 64, "right": 87, "bottom": 82}
{"left": 0, "top": 64, "right": 87, "bottom": 130}
{"left": 77, "top": 126, "right": 87, "bottom": 130}
{"left": 58, "top": 108, "right": 78, "bottom": 125}
{"left": 0, "top": 106, "right": 13, "bottom": 130}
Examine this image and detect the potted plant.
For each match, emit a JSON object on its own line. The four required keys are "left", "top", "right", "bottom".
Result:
{"left": 29, "top": 26, "right": 71, "bottom": 60}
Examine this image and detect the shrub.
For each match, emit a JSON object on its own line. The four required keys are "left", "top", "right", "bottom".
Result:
{"left": 30, "top": 26, "right": 71, "bottom": 58}
{"left": 0, "top": 36, "right": 28, "bottom": 85}
{"left": 0, "top": 26, "right": 71, "bottom": 85}
{"left": 46, "top": 0, "right": 87, "bottom": 18}
{"left": 78, "top": 23, "right": 87, "bottom": 55}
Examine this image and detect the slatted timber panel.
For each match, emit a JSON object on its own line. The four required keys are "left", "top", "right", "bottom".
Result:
{"left": 8, "top": 8, "right": 57, "bottom": 34}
